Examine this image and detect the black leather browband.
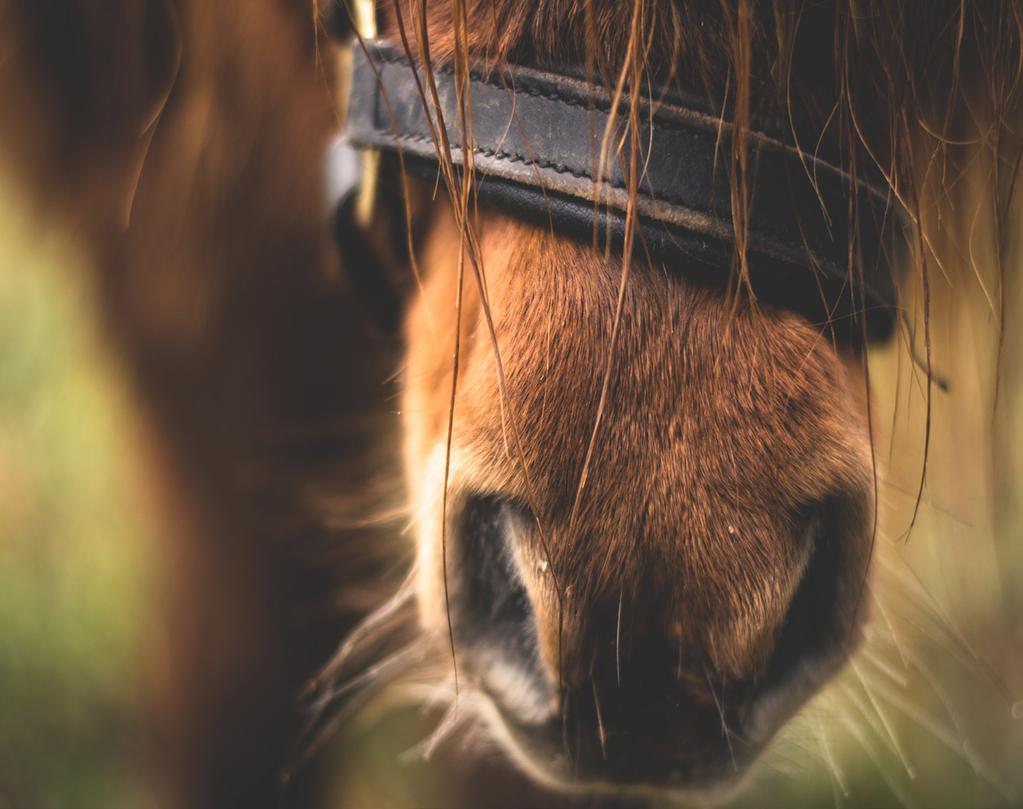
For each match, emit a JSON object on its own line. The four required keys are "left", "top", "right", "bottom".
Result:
{"left": 345, "top": 40, "right": 906, "bottom": 341}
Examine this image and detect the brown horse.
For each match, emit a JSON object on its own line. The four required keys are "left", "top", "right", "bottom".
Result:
{"left": 320, "top": 0, "right": 1022, "bottom": 799}
{"left": 1, "top": 0, "right": 1020, "bottom": 806}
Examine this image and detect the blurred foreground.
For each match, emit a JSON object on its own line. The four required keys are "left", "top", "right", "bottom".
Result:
{"left": 0, "top": 182, "right": 156, "bottom": 807}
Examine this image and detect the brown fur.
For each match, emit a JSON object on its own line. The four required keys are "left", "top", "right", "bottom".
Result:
{"left": 408, "top": 211, "right": 871, "bottom": 679}
{"left": 402, "top": 203, "right": 874, "bottom": 785}
{"left": 1, "top": 0, "right": 1021, "bottom": 804}
{"left": 377, "top": 0, "right": 1022, "bottom": 792}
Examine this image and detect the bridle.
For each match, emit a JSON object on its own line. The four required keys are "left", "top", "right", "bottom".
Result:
{"left": 329, "top": 32, "right": 907, "bottom": 343}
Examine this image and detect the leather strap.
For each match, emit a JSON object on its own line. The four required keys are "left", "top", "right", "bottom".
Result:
{"left": 345, "top": 40, "right": 906, "bottom": 341}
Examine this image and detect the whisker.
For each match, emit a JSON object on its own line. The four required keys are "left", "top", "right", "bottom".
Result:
{"left": 320, "top": 503, "right": 409, "bottom": 531}
{"left": 286, "top": 637, "right": 432, "bottom": 783}
{"left": 309, "top": 638, "right": 431, "bottom": 724}
{"left": 876, "top": 554, "right": 985, "bottom": 665}
{"left": 865, "top": 673, "right": 1015, "bottom": 803}
{"left": 868, "top": 584, "right": 911, "bottom": 669}
{"left": 311, "top": 572, "right": 418, "bottom": 691}
{"left": 877, "top": 581, "right": 1009, "bottom": 693}
{"left": 859, "top": 645, "right": 910, "bottom": 690}
{"left": 591, "top": 678, "right": 608, "bottom": 761}
{"left": 887, "top": 640, "right": 968, "bottom": 736}
{"left": 873, "top": 565, "right": 986, "bottom": 666}
{"left": 761, "top": 740, "right": 818, "bottom": 778}
{"left": 615, "top": 587, "right": 624, "bottom": 687}
{"left": 838, "top": 714, "right": 918, "bottom": 809}
{"left": 875, "top": 476, "right": 972, "bottom": 527}
{"left": 401, "top": 698, "right": 466, "bottom": 763}
{"left": 811, "top": 712, "right": 849, "bottom": 799}
{"left": 842, "top": 668, "right": 916, "bottom": 780}
{"left": 704, "top": 668, "right": 738, "bottom": 772}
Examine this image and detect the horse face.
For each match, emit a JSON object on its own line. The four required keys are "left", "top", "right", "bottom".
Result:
{"left": 402, "top": 209, "right": 874, "bottom": 793}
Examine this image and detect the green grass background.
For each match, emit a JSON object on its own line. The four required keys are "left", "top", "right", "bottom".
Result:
{"left": 0, "top": 187, "right": 156, "bottom": 807}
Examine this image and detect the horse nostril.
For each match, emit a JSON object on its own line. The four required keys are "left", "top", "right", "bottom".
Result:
{"left": 451, "top": 494, "right": 554, "bottom": 721}
{"left": 451, "top": 495, "right": 532, "bottom": 648}
{"left": 760, "top": 495, "right": 869, "bottom": 696}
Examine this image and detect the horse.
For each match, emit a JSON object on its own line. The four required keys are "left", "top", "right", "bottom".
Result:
{"left": 0, "top": 0, "right": 1020, "bottom": 806}
{"left": 309, "top": 0, "right": 1023, "bottom": 800}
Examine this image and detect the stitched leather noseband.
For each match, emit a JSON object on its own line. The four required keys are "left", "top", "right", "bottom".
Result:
{"left": 337, "top": 39, "right": 906, "bottom": 342}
